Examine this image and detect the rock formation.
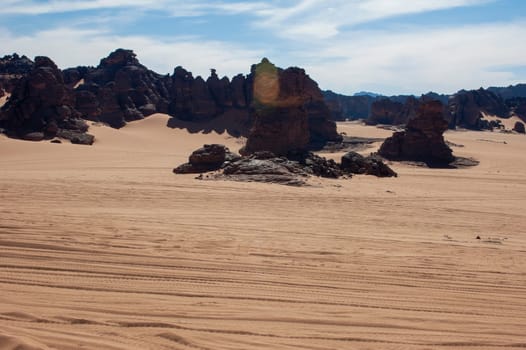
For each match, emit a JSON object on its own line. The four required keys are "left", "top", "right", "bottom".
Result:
{"left": 513, "top": 121, "right": 525, "bottom": 134}
{"left": 378, "top": 100, "right": 454, "bottom": 166}
{"left": 448, "top": 88, "right": 508, "bottom": 129}
{"left": 505, "top": 97, "right": 526, "bottom": 122}
{"left": 366, "top": 98, "right": 405, "bottom": 125}
{"left": 174, "top": 143, "right": 396, "bottom": 186}
{"left": 241, "top": 59, "right": 340, "bottom": 156}
{"left": 341, "top": 151, "right": 397, "bottom": 177}
{"left": 72, "top": 49, "right": 171, "bottom": 128}
{"left": 0, "top": 54, "right": 34, "bottom": 96}
{"left": 0, "top": 56, "right": 93, "bottom": 144}
{"left": 323, "top": 91, "right": 375, "bottom": 121}
{"left": 60, "top": 50, "right": 339, "bottom": 149}
{"left": 173, "top": 144, "right": 240, "bottom": 174}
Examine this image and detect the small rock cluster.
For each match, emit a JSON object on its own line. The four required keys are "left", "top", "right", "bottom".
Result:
{"left": 174, "top": 144, "right": 397, "bottom": 186}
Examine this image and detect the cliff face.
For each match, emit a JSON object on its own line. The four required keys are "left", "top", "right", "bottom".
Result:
{"left": 0, "top": 54, "right": 34, "bottom": 96}
{"left": 325, "top": 87, "right": 519, "bottom": 131}
{"left": 242, "top": 59, "right": 340, "bottom": 155}
{"left": 378, "top": 100, "right": 454, "bottom": 166}
{"left": 448, "top": 88, "right": 508, "bottom": 129}
{"left": 67, "top": 49, "right": 171, "bottom": 128}
{"left": 0, "top": 56, "right": 93, "bottom": 144}
{"left": 2, "top": 49, "right": 341, "bottom": 148}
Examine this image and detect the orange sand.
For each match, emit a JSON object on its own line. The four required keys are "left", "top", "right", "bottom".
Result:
{"left": 1, "top": 114, "right": 525, "bottom": 349}
{"left": 0, "top": 93, "right": 9, "bottom": 107}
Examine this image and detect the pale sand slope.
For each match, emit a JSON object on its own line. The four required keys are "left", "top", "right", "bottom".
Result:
{"left": 1, "top": 114, "right": 526, "bottom": 350}
{"left": 481, "top": 113, "right": 524, "bottom": 130}
{"left": 0, "top": 93, "right": 10, "bottom": 107}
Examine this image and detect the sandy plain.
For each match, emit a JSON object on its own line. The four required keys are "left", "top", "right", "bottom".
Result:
{"left": 1, "top": 114, "right": 525, "bottom": 350}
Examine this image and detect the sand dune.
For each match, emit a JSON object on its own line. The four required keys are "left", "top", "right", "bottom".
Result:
{"left": 0, "top": 93, "right": 9, "bottom": 108}
{"left": 1, "top": 116, "right": 526, "bottom": 349}
{"left": 481, "top": 113, "right": 524, "bottom": 130}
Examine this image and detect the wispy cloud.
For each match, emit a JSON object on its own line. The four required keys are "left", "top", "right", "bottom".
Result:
{"left": 300, "top": 21, "right": 526, "bottom": 94}
{"left": 0, "top": 0, "right": 270, "bottom": 16}
{"left": 253, "top": 0, "right": 496, "bottom": 39}
{"left": 1, "top": 0, "right": 523, "bottom": 95}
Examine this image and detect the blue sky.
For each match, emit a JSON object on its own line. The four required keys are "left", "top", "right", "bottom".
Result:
{"left": 1, "top": 0, "right": 525, "bottom": 95}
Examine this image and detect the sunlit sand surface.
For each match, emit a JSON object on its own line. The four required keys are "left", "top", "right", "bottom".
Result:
{"left": 1, "top": 115, "right": 525, "bottom": 349}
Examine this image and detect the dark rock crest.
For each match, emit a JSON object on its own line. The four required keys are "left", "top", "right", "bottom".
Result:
{"left": 0, "top": 56, "right": 93, "bottom": 144}
{"left": 378, "top": 100, "right": 454, "bottom": 166}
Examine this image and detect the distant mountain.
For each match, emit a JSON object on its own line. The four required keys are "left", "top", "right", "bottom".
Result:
{"left": 323, "top": 86, "right": 526, "bottom": 130}
{"left": 353, "top": 91, "right": 383, "bottom": 98}
{"left": 487, "top": 84, "right": 526, "bottom": 99}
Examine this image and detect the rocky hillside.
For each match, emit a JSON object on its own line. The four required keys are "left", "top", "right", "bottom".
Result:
{"left": 324, "top": 85, "right": 526, "bottom": 129}
{"left": 0, "top": 49, "right": 341, "bottom": 148}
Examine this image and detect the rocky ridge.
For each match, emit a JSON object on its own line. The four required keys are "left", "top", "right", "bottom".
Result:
{"left": 0, "top": 56, "right": 93, "bottom": 144}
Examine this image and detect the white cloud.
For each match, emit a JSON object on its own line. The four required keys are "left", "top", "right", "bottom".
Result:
{"left": 1, "top": 0, "right": 523, "bottom": 96}
{"left": 0, "top": 27, "right": 263, "bottom": 79}
{"left": 0, "top": 0, "right": 270, "bottom": 16}
{"left": 299, "top": 22, "right": 526, "bottom": 95}
{"left": 253, "top": 0, "right": 495, "bottom": 39}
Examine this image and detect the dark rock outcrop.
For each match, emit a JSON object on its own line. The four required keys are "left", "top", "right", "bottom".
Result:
{"left": 0, "top": 56, "right": 93, "bottom": 144}
{"left": 323, "top": 90, "right": 375, "bottom": 121}
{"left": 513, "top": 121, "right": 525, "bottom": 134}
{"left": 367, "top": 98, "right": 404, "bottom": 125}
{"left": 173, "top": 144, "right": 240, "bottom": 174}
{"left": 242, "top": 59, "right": 340, "bottom": 156}
{"left": 0, "top": 54, "right": 34, "bottom": 95}
{"left": 505, "top": 97, "right": 526, "bottom": 122}
{"left": 378, "top": 100, "right": 454, "bottom": 166}
{"left": 449, "top": 88, "right": 508, "bottom": 129}
{"left": 341, "top": 151, "right": 397, "bottom": 177}
{"left": 175, "top": 144, "right": 395, "bottom": 186}
{"left": 74, "top": 49, "right": 170, "bottom": 128}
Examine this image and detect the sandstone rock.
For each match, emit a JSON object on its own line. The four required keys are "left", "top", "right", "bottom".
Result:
{"left": 168, "top": 66, "right": 217, "bottom": 121}
{"left": 513, "top": 121, "right": 525, "bottom": 134}
{"left": 173, "top": 144, "right": 240, "bottom": 174}
{"left": 378, "top": 100, "right": 455, "bottom": 166}
{"left": 341, "top": 151, "right": 397, "bottom": 177}
{"left": 367, "top": 98, "right": 404, "bottom": 125}
{"left": 286, "top": 150, "right": 343, "bottom": 178}
{"left": 22, "top": 131, "right": 45, "bottom": 141}
{"left": 449, "top": 88, "right": 508, "bottom": 129}
{"left": 0, "top": 54, "right": 34, "bottom": 94}
{"left": 56, "top": 129, "right": 95, "bottom": 145}
{"left": 76, "top": 48, "right": 170, "bottom": 127}
{"left": 0, "top": 56, "right": 92, "bottom": 142}
{"left": 323, "top": 91, "right": 375, "bottom": 120}
{"left": 367, "top": 96, "right": 432, "bottom": 126}
{"left": 243, "top": 105, "right": 310, "bottom": 156}
{"left": 505, "top": 97, "right": 526, "bottom": 122}
{"left": 243, "top": 59, "right": 340, "bottom": 156}
{"left": 230, "top": 74, "right": 248, "bottom": 108}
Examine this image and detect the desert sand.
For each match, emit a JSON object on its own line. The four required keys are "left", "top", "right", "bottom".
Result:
{"left": 0, "top": 94, "right": 9, "bottom": 108}
{"left": 1, "top": 114, "right": 525, "bottom": 349}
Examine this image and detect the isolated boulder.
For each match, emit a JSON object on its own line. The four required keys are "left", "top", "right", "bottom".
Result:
{"left": 341, "top": 151, "right": 397, "bottom": 177}
{"left": 173, "top": 144, "right": 240, "bottom": 174}
{"left": 378, "top": 100, "right": 454, "bottom": 166}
